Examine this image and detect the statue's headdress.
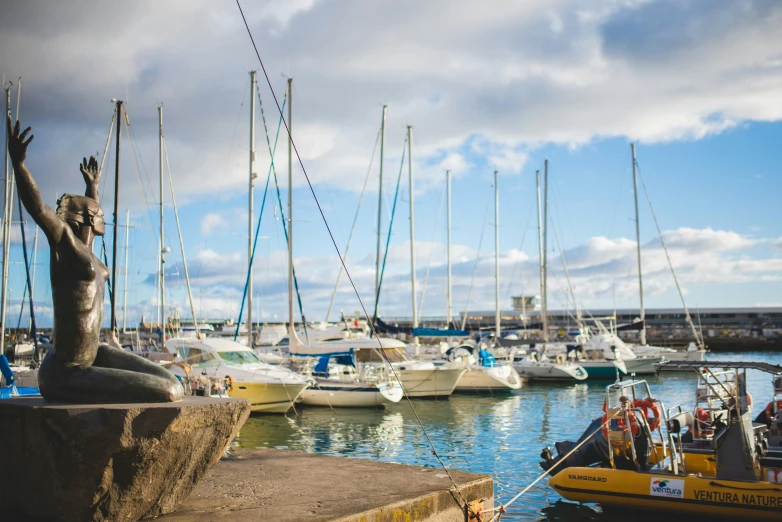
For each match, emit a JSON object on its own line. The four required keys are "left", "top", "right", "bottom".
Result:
{"left": 56, "top": 194, "right": 104, "bottom": 228}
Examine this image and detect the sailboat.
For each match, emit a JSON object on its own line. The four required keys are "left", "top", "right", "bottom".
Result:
{"left": 274, "top": 80, "right": 413, "bottom": 406}
{"left": 510, "top": 161, "right": 588, "bottom": 382}
{"left": 149, "top": 93, "right": 309, "bottom": 412}
{"left": 624, "top": 143, "right": 706, "bottom": 364}
{"left": 445, "top": 170, "right": 522, "bottom": 392}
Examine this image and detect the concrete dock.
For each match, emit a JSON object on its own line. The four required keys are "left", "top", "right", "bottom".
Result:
{"left": 162, "top": 448, "right": 493, "bottom": 521}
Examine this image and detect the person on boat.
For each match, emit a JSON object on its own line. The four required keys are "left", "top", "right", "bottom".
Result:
{"left": 6, "top": 117, "right": 183, "bottom": 403}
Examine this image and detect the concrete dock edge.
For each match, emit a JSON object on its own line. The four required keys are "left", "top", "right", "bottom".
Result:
{"left": 163, "top": 448, "right": 494, "bottom": 521}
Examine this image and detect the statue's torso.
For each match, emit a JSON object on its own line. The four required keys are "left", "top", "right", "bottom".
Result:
{"left": 50, "top": 228, "right": 109, "bottom": 366}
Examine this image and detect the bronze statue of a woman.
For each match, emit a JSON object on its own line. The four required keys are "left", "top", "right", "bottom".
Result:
{"left": 7, "top": 116, "right": 183, "bottom": 403}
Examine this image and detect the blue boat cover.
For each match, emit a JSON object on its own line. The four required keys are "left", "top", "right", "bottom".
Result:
{"left": 479, "top": 348, "right": 496, "bottom": 368}
{"left": 0, "top": 355, "right": 14, "bottom": 385}
{"left": 314, "top": 355, "right": 330, "bottom": 374}
{"left": 314, "top": 353, "right": 356, "bottom": 375}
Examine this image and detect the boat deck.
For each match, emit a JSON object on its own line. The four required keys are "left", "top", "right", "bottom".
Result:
{"left": 161, "top": 448, "right": 493, "bottom": 521}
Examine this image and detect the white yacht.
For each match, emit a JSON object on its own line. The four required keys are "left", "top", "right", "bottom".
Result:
{"left": 165, "top": 337, "right": 310, "bottom": 413}
{"left": 442, "top": 343, "right": 524, "bottom": 392}
{"left": 297, "top": 356, "right": 403, "bottom": 408}
{"left": 512, "top": 351, "right": 588, "bottom": 382}
{"left": 630, "top": 341, "right": 706, "bottom": 362}
{"left": 288, "top": 332, "right": 466, "bottom": 399}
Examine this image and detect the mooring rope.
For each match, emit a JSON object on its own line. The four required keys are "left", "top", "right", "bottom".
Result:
{"left": 483, "top": 410, "right": 622, "bottom": 522}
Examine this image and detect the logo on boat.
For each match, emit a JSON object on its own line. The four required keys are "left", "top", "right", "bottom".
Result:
{"left": 650, "top": 477, "right": 684, "bottom": 498}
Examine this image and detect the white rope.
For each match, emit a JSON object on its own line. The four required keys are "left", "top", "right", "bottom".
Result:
{"left": 416, "top": 183, "right": 446, "bottom": 319}
{"left": 635, "top": 161, "right": 704, "bottom": 350}
{"left": 162, "top": 138, "right": 200, "bottom": 340}
{"left": 484, "top": 410, "right": 621, "bottom": 522}
{"left": 325, "top": 128, "right": 381, "bottom": 322}
{"left": 460, "top": 197, "right": 491, "bottom": 331}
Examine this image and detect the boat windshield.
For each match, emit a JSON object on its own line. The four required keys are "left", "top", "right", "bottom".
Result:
{"left": 218, "top": 350, "right": 263, "bottom": 366}
{"left": 182, "top": 348, "right": 220, "bottom": 367}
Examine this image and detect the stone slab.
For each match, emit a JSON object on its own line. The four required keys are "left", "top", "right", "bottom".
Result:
{"left": 162, "top": 448, "right": 494, "bottom": 521}
{"left": 0, "top": 396, "right": 250, "bottom": 521}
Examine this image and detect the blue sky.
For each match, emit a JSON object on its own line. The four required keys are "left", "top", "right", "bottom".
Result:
{"left": 1, "top": 0, "right": 781, "bottom": 327}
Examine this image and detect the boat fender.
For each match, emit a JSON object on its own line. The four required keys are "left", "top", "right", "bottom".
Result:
{"left": 555, "top": 353, "right": 565, "bottom": 365}
{"left": 746, "top": 391, "right": 752, "bottom": 408}
{"left": 632, "top": 399, "right": 661, "bottom": 431}
{"left": 225, "top": 374, "right": 235, "bottom": 393}
{"left": 602, "top": 411, "right": 639, "bottom": 438}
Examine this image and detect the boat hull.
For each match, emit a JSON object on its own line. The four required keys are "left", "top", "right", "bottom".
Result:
{"left": 579, "top": 361, "right": 623, "bottom": 379}
{"left": 514, "top": 362, "right": 588, "bottom": 381}
{"left": 396, "top": 367, "right": 466, "bottom": 398}
{"left": 299, "top": 380, "right": 403, "bottom": 408}
{"left": 623, "top": 357, "right": 663, "bottom": 375}
{"left": 454, "top": 365, "right": 523, "bottom": 392}
{"left": 550, "top": 467, "right": 782, "bottom": 520}
{"left": 230, "top": 382, "right": 308, "bottom": 413}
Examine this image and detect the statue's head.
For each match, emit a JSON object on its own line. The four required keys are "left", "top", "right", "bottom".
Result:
{"left": 56, "top": 194, "right": 105, "bottom": 237}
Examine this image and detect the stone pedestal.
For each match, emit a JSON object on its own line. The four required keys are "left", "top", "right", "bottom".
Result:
{"left": 0, "top": 396, "right": 250, "bottom": 521}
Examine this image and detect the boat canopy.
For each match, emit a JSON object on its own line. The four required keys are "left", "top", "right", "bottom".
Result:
{"left": 373, "top": 317, "right": 469, "bottom": 337}
{"left": 314, "top": 353, "right": 356, "bottom": 373}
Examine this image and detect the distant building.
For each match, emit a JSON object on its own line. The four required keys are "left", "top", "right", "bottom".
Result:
{"left": 511, "top": 295, "right": 539, "bottom": 311}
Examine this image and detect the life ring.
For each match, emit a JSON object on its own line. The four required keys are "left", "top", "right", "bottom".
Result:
{"left": 765, "top": 400, "right": 782, "bottom": 418}
{"left": 602, "top": 411, "right": 639, "bottom": 438}
{"left": 632, "top": 398, "right": 662, "bottom": 431}
{"left": 225, "top": 374, "right": 235, "bottom": 393}
{"left": 555, "top": 353, "right": 565, "bottom": 365}
{"left": 746, "top": 391, "right": 753, "bottom": 408}
{"left": 692, "top": 407, "right": 711, "bottom": 437}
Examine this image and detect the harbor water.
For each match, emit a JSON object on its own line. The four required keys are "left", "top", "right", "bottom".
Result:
{"left": 235, "top": 352, "right": 782, "bottom": 521}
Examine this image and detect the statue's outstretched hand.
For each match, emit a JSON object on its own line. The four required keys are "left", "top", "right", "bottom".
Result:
{"left": 6, "top": 116, "right": 33, "bottom": 164}
{"left": 80, "top": 156, "right": 100, "bottom": 186}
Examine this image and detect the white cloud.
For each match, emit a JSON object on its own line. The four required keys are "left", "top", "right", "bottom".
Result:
{"left": 200, "top": 212, "right": 228, "bottom": 235}
{"left": 3, "top": 0, "right": 782, "bottom": 205}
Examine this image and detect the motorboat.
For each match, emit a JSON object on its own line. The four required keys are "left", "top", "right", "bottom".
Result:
{"left": 512, "top": 350, "right": 588, "bottom": 382}
{"left": 165, "top": 337, "right": 309, "bottom": 413}
{"left": 631, "top": 341, "right": 706, "bottom": 363}
{"left": 296, "top": 354, "right": 403, "bottom": 408}
{"left": 288, "top": 331, "right": 466, "bottom": 399}
{"left": 539, "top": 363, "right": 782, "bottom": 520}
{"left": 442, "top": 343, "right": 523, "bottom": 392}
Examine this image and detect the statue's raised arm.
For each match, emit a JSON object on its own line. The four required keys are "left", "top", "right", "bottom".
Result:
{"left": 6, "top": 116, "right": 65, "bottom": 246}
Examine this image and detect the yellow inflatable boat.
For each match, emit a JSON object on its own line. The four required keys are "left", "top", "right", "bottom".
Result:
{"left": 550, "top": 466, "right": 782, "bottom": 520}
{"left": 541, "top": 362, "right": 782, "bottom": 520}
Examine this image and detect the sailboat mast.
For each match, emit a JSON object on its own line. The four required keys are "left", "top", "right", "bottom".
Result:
{"left": 631, "top": 143, "right": 646, "bottom": 345}
{"left": 287, "top": 77, "right": 294, "bottom": 335}
{"left": 543, "top": 159, "right": 549, "bottom": 345}
{"left": 248, "top": 70, "right": 256, "bottom": 344}
{"left": 446, "top": 169, "right": 452, "bottom": 326}
{"left": 494, "top": 170, "right": 500, "bottom": 341}
{"left": 407, "top": 125, "right": 418, "bottom": 341}
{"left": 374, "top": 105, "right": 387, "bottom": 314}
{"left": 158, "top": 105, "right": 165, "bottom": 338}
{"left": 0, "top": 86, "right": 11, "bottom": 356}
{"left": 536, "top": 169, "right": 548, "bottom": 345}
{"left": 123, "top": 208, "right": 130, "bottom": 334}
{"left": 110, "top": 99, "right": 123, "bottom": 332}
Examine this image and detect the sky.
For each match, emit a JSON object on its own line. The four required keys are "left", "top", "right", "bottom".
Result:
{"left": 1, "top": 0, "right": 781, "bottom": 328}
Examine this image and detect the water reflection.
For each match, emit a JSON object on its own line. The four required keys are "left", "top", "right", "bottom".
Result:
{"left": 235, "top": 352, "right": 782, "bottom": 521}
